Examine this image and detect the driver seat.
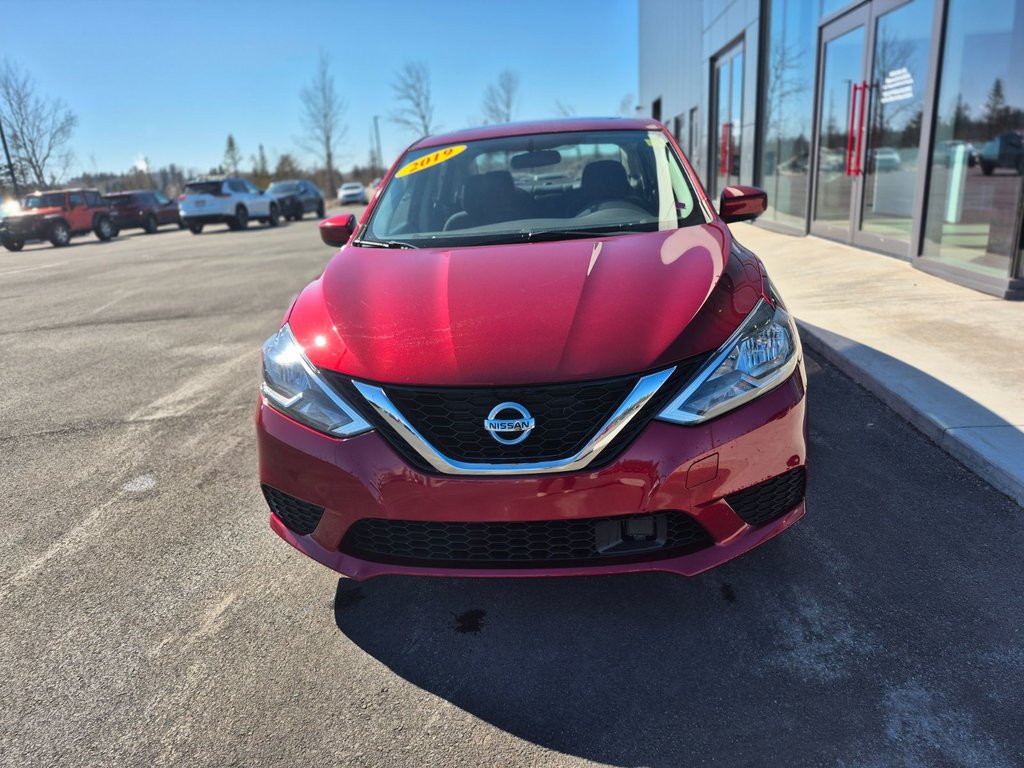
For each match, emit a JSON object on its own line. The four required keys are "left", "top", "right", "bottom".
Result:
{"left": 579, "top": 160, "right": 633, "bottom": 210}
{"left": 444, "top": 171, "right": 519, "bottom": 230}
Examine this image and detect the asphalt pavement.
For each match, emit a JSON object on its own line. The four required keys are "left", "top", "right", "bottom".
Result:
{"left": 1, "top": 214, "right": 1021, "bottom": 767}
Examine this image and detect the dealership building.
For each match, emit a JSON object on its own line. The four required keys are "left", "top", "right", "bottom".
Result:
{"left": 639, "top": 0, "right": 1024, "bottom": 298}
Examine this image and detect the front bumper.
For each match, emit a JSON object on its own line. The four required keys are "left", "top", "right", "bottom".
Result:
{"left": 1, "top": 216, "right": 48, "bottom": 240}
{"left": 257, "top": 367, "right": 808, "bottom": 580}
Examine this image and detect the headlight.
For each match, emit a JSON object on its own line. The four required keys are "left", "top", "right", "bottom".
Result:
{"left": 657, "top": 299, "right": 799, "bottom": 425}
{"left": 261, "top": 325, "right": 372, "bottom": 437}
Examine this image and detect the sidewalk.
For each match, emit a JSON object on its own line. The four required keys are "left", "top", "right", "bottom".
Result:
{"left": 735, "top": 224, "right": 1024, "bottom": 507}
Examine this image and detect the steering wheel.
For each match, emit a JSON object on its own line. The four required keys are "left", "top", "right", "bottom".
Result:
{"left": 575, "top": 199, "right": 649, "bottom": 217}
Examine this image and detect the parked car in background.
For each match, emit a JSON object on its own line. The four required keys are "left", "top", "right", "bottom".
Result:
{"left": 258, "top": 118, "right": 807, "bottom": 582}
{"left": 267, "top": 179, "right": 325, "bottom": 221}
{"left": 979, "top": 131, "right": 1024, "bottom": 175}
{"left": 936, "top": 140, "right": 979, "bottom": 168}
{"left": 1, "top": 188, "right": 118, "bottom": 251}
{"left": 337, "top": 182, "right": 368, "bottom": 205}
{"left": 104, "top": 190, "right": 182, "bottom": 233}
{"left": 870, "top": 147, "right": 901, "bottom": 172}
{"left": 178, "top": 177, "right": 280, "bottom": 234}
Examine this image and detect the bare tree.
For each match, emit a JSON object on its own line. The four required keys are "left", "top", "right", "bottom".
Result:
{"left": 554, "top": 99, "right": 576, "bottom": 118}
{"left": 391, "top": 61, "right": 436, "bottom": 137}
{"left": 482, "top": 70, "right": 519, "bottom": 124}
{"left": 0, "top": 59, "right": 77, "bottom": 187}
{"left": 300, "top": 51, "right": 347, "bottom": 197}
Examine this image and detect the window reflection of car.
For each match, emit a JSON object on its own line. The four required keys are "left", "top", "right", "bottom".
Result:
{"left": 936, "top": 140, "right": 978, "bottom": 168}
{"left": 871, "top": 147, "right": 901, "bottom": 172}
{"left": 979, "top": 131, "right": 1024, "bottom": 176}
{"left": 818, "top": 148, "right": 846, "bottom": 173}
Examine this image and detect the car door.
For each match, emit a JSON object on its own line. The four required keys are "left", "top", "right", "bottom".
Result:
{"left": 299, "top": 182, "right": 314, "bottom": 212}
{"left": 66, "top": 191, "right": 88, "bottom": 231}
{"left": 244, "top": 181, "right": 270, "bottom": 216}
{"left": 153, "top": 192, "right": 176, "bottom": 224}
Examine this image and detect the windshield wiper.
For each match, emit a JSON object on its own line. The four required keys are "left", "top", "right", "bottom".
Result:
{"left": 352, "top": 238, "right": 417, "bottom": 249}
{"left": 524, "top": 227, "right": 638, "bottom": 243}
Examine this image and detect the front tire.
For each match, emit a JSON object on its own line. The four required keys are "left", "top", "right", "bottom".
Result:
{"left": 229, "top": 205, "right": 249, "bottom": 231}
{"left": 95, "top": 216, "right": 115, "bottom": 241}
{"left": 268, "top": 204, "right": 279, "bottom": 227}
{"left": 316, "top": 203, "right": 325, "bottom": 218}
{"left": 294, "top": 208, "right": 304, "bottom": 221}
{"left": 50, "top": 220, "right": 71, "bottom": 247}
{"left": 143, "top": 214, "right": 158, "bottom": 234}
{"left": 188, "top": 223, "right": 204, "bottom": 234}
{"left": 2, "top": 236, "right": 24, "bottom": 252}
{"left": 981, "top": 161, "right": 995, "bottom": 176}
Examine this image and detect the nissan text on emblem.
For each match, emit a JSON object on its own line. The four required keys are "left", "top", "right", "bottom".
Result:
{"left": 484, "top": 402, "right": 536, "bottom": 445}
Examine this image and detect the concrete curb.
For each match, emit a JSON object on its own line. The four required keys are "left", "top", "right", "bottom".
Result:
{"left": 796, "top": 320, "right": 1024, "bottom": 508}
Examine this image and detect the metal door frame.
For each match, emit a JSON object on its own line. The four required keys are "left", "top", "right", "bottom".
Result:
{"left": 709, "top": 36, "right": 746, "bottom": 199}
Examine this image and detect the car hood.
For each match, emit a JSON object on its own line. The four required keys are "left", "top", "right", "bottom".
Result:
{"left": 290, "top": 221, "right": 763, "bottom": 386}
{"left": 7, "top": 206, "right": 62, "bottom": 219}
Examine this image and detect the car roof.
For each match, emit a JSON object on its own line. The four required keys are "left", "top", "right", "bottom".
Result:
{"left": 410, "top": 117, "right": 663, "bottom": 150}
{"left": 105, "top": 189, "right": 155, "bottom": 195}
{"left": 28, "top": 188, "right": 99, "bottom": 194}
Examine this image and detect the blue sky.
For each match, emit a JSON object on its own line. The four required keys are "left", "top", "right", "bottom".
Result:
{"left": 0, "top": 0, "right": 638, "bottom": 178}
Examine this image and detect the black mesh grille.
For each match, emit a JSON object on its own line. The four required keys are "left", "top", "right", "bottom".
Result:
{"left": 262, "top": 485, "right": 324, "bottom": 535}
{"left": 323, "top": 355, "right": 709, "bottom": 474}
{"left": 341, "top": 511, "right": 713, "bottom": 568}
{"left": 726, "top": 467, "right": 806, "bottom": 526}
{"left": 382, "top": 377, "right": 635, "bottom": 463}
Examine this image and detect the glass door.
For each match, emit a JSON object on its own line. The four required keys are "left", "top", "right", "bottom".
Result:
{"left": 811, "top": 8, "right": 869, "bottom": 240}
{"left": 811, "top": 0, "right": 932, "bottom": 252}
{"left": 857, "top": 0, "right": 932, "bottom": 251}
{"left": 711, "top": 41, "right": 744, "bottom": 198}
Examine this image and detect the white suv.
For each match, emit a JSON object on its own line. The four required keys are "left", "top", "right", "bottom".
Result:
{"left": 179, "top": 177, "right": 280, "bottom": 234}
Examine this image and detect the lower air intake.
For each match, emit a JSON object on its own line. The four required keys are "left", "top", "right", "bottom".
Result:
{"left": 263, "top": 485, "right": 325, "bottom": 535}
{"left": 341, "top": 511, "right": 713, "bottom": 568}
{"left": 725, "top": 467, "right": 806, "bottom": 526}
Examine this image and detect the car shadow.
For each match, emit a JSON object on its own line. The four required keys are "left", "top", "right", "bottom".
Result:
{"left": 331, "top": 353, "right": 1024, "bottom": 765}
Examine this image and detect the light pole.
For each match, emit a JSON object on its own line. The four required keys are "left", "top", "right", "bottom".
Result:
{"left": 0, "top": 115, "right": 20, "bottom": 198}
{"left": 373, "top": 115, "right": 383, "bottom": 176}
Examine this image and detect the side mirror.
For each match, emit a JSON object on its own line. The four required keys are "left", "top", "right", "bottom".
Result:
{"left": 319, "top": 213, "right": 356, "bottom": 247}
{"left": 718, "top": 185, "right": 767, "bottom": 223}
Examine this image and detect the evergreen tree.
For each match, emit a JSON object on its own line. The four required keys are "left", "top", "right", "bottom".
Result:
{"left": 223, "top": 134, "right": 242, "bottom": 175}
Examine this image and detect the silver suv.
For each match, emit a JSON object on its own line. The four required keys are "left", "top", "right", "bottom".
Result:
{"left": 179, "top": 177, "right": 281, "bottom": 234}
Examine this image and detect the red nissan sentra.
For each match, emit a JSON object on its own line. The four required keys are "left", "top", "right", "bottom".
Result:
{"left": 257, "top": 118, "right": 807, "bottom": 580}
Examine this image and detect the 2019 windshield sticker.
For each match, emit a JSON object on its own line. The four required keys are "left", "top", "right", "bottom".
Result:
{"left": 396, "top": 145, "right": 467, "bottom": 178}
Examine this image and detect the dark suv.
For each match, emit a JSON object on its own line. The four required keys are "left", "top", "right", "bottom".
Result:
{"left": 267, "top": 179, "right": 326, "bottom": 221}
{"left": 104, "top": 190, "right": 182, "bottom": 233}
{"left": 1, "top": 189, "right": 118, "bottom": 251}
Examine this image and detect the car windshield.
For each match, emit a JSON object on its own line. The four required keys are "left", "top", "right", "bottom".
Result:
{"left": 361, "top": 129, "right": 703, "bottom": 248}
{"left": 23, "top": 193, "right": 65, "bottom": 209}
{"left": 268, "top": 182, "right": 298, "bottom": 194}
{"left": 105, "top": 195, "right": 137, "bottom": 206}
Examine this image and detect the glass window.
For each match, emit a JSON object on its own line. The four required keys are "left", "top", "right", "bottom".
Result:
{"left": 759, "top": 0, "right": 818, "bottom": 229}
{"left": 154, "top": 192, "right": 170, "bottom": 205}
{"left": 859, "top": 0, "right": 933, "bottom": 242}
{"left": 362, "top": 130, "right": 703, "bottom": 248}
{"left": 68, "top": 192, "right": 84, "bottom": 208}
{"left": 922, "top": 0, "right": 1024, "bottom": 277}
